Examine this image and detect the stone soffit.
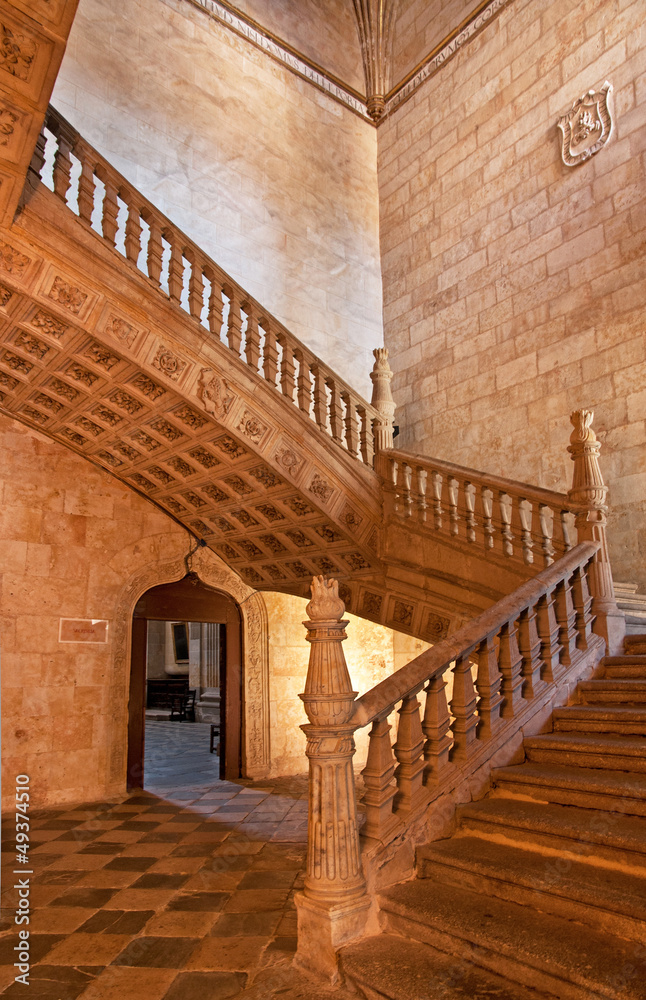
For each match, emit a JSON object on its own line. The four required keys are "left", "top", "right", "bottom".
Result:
{"left": 183, "top": 0, "right": 514, "bottom": 122}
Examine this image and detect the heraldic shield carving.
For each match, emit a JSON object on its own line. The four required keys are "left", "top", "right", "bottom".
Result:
{"left": 558, "top": 81, "right": 613, "bottom": 167}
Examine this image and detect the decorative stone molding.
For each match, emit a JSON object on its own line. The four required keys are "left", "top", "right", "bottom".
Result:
{"left": 370, "top": 348, "right": 395, "bottom": 451}
{"left": 558, "top": 82, "right": 613, "bottom": 167}
{"left": 351, "top": 0, "right": 397, "bottom": 121}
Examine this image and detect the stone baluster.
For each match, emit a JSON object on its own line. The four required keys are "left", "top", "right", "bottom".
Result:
{"left": 447, "top": 477, "right": 460, "bottom": 536}
{"left": 535, "top": 588, "right": 563, "bottom": 683}
{"left": 52, "top": 125, "right": 74, "bottom": 202}
{"left": 567, "top": 409, "right": 624, "bottom": 653}
{"left": 431, "top": 471, "right": 443, "bottom": 530}
{"left": 571, "top": 562, "right": 594, "bottom": 651}
{"left": 29, "top": 125, "right": 47, "bottom": 179}
{"left": 400, "top": 462, "right": 413, "bottom": 518}
{"left": 100, "top": 177, "right": 119, "bottom": 247}
{"left": 244, "top": 305, "right": 260, "bottom": 371}
{"left": 481, "top": 487, "right": 495, "bottom": 550}
{"left": 475, "top": 635, "right": 503, "bottom": 740}
{"left": 361, "top": 715, "right": 398, "bottom": 840}
{"left": 185, "top": 252, "right": 203, "bottom": 320}
{"left": 295, "top": 350, "right": 312, "bottom": 414}
{"left": 518, "top": 499, "right": 534, "bottom": 564}
{"left": 560, "top": 510, "right": 575, "bottom": 552}
{"left": 167, "top": 238, "right": 184, "bottom": 303}
{"left": 497, "top": 621, "right": 524, "bottom": 717}
{"left": 392, "top": 692, "right": 426, "bottom": 816}
{"left": 359, "top": 408, "right": 374, "bottom": 465}
{"left": 464, "top": 481, "right": 477, "bottom": 542}
{"left": 262, "top": 321, "right": 279, "bottom": 386}
{"left": 499, "top": 492, "right": 514, "bottom": 556}
{"left": 279, "top": 335, "right": 296, "bottom": 402}
{"left": 77, "top": 152, "right": 95, "bottom": 224}
{"left": 146, "top": 216, "right": 163, "bottom": 287}
{"left": 422, "top": 675, "right": 453, "bottom": 785}
{"left": 450, "top": 653, "right": 478, "bottom": 763}
{"left": 554, "top": 574, "right": 578, "bottom": 667}
{"left": 416, "top": 467, "right": 428, "bottom": 523}
{"left": 380, "top": 456, "right": 398, "bottom": 516}
{"left": 517, "top": 605, "right": 545, "bottom": 699}
{"left": 311, "top": 364, "right": 328, "bottom": 431}
{"left": 206, "top": 271, "right": 224, "bottom": 337}
{"left": 342, "top": 393, "right": 359, "bottom": 458}
{"left": 328, "top": 379, "right": 344, "bottom": 444}
{"left": 224, "top": 289, "right": 242, "bottom": 356}
{"left": 369, "top": 348, "right": 395, "bottom": 452}
{"left": 295, "top": 577, "right": 369, "bottom": 980}
{"left": 124, "top": 196, "right": 142, "bottom": 264}
{"left": 539, "top": 505, "right": 556, "bottom": 567}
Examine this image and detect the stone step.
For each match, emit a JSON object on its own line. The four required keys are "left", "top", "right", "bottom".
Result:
{"left": 457, "top": 796, "right": 646, "bottom": 870}
{"left": 340, "top": 932, "right": 552, "bottom": 1000}
{"left": 491, "top": 762, "right": 646, "bottom": 815}
{"left": 379, "top": 879, "right": 645, "bottom": 999}
{"left": 602, "top": 654, "right": 646, "bottom": 679}
{"left": 579, "top": 679, "right": 646, "bottom": 703}
{"left": 553, "top": 704, "right": 646, "bottom": 734}
{"left": 625, "top": 634, "right": 646, "bottom": 655}
{"left": 417, "top": 835, "right": 646, "bottom": 942}
{"left": 524, "top": 732, "right": 646, "bottom": 771}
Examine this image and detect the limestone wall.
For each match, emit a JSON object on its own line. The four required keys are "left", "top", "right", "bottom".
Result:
{"left": 391, "top": 0, "right": 480, "bottom": 86}
{"left": 379, "top": 0, "right": 646, "bottom": 589}
{"left": 51, "top": 0, "right": 382, "bottom": 398}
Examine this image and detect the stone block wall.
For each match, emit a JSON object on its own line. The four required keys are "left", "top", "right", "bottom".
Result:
{"left": 379, "top": 0, "right": 646, "bottom": 589}
{"left": 51, "top": 0, "right": 383, "bottom": 398}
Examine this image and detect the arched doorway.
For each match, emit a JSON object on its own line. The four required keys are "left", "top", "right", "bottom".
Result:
{"left": 127, "top": 573, "right": 243, "bottom": 786}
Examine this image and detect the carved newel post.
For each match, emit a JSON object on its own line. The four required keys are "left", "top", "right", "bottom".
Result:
{"left": 370, "top": 347, "right": 396, "bottom": 452}
{"left": 294, "top": 577, "right": 369, "bottom": 981}
{"left": 567, "top": 410, "right": 624, "bottom": 654}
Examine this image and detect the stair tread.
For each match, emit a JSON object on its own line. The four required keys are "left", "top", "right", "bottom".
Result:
{"left": 459, "top": 797, "right": 646, "bottom": 853}
{"left": 603, "top": 655, "right": 646, "bottom": 665}
{"left": 524, "top": 731, "right": 646, "bottom": 753}
{"left": 342, "top": 933, "right": 552, "bottom": 1000}
{"left": 554, "top": 704, "right": 646, "bottom": 719}
{"left": 493, "top": 761, "right": 646, "bottom": 796}
{"left": 580, "top": 678, "right": 646, "bottom": 688}
{"left": 380, "top": 879, "right": 646, "bottom": 998}
{"left": 419, "top": 835, "right": 646, "bottom": 917}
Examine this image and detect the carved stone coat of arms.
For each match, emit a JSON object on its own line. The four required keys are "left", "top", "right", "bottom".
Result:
{"left": 557, "top": 81, "right": 613, "bottom": 166}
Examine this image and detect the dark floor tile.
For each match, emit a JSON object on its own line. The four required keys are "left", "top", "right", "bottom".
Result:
{"left": 138, "top": 832, "right": 181, "bottom": 843}
{"left": 169, "top": 845, "right": 212, "bottom": 858}
{"left": 111, "top": 936, "right": 198, "bottom": 968}
{"left": 1, "top": 964, "right": 102, "bottom": 998}
{"left": 0, "top": 934, "right": 64, "bottom": 965}
{"left": 36, "top": 820, "right": 80, "bottom": 830}
{"left": 37, "top": 870, "right": 86, "bottom": 886}
{"left": 237, "top": 870, "right": 298, "bottom": 891}
{"left": 161, "top": 971, "right": 246, "bottom": 1000}
{"left": 115, "top": 821, "right": 159, "bottom": 831}
{"left": 130, "top": 873, "right": 190, "bottom": 890}
{"left": 263, "top": 935, "right": 297, "bottom": 957}
{"left": 210, "top": 911, "right": 281, "bottom": 937}
{"left": 50, "top": 887, "right": 117, "bottom": 908}
{"left": 167, "top": 891, "right": 230, "bottom": 912}
{"left": 126, "top": 795, "right": 159, "bottom": 805}
{"left": 50, "top": 830, "right": 101, "bottom": 842}
{"left": 77, "top": 909, "right": 155, "bottom": 935}
{"left": 78, "top": 842, "right": 130, "bottom": 855}
{"left": 200, "top": 855, "right": 255, "bottom": 872}
{"left": 104, "top": 856, "right": 158, "bottom": 871}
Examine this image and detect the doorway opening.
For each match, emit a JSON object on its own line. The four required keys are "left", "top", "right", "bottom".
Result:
{"left": 127, "top": 573, "right": 243, "bottom": 788}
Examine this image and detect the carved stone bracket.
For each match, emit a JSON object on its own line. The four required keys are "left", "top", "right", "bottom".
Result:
{"left": 352, "top": 0, "right": 398, "bottom": 121}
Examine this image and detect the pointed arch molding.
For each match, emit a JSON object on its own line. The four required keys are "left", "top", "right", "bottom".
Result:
{"left": 184, "top": 0, "right": 513, "bottom": 123}
{"left": 109, "top": 541, "right": 270, "bottom": 792}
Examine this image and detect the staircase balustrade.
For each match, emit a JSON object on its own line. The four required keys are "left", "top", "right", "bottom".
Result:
{"left": 377, "top": 448, "right": 578, "bottom": 569}
{"left": 33, "top": 107, "right": 385, "bottom": 465}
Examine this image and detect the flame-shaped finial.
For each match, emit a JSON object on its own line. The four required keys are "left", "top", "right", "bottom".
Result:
{"left": 306, "top": 576, "right": 346, "bottom": 621}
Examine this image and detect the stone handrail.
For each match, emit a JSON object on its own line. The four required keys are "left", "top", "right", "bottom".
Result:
{"left": 33, "top": 106, "right": 383, "bottom": 464}
{"left": 376, "top": 448, "right": 578, "bottom": 567}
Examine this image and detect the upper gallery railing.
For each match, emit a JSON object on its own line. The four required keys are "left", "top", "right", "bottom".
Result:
{"left": 29, "top": 107, "right": 385, "bottom": 465}
{"left": 376, "top": 449, "right": 578, "bottom": 568}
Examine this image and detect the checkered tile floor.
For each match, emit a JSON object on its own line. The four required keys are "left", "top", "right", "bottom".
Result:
{"left": 0, "top": 722, "right": 355, "bottom": 999}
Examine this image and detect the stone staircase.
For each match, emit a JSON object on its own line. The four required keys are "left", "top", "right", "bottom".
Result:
{"left": 341, "top": 633, "right": 646, "bottom": 999}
